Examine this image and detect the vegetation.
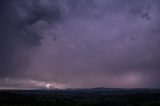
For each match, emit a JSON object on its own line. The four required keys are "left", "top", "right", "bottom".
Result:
{"left": 0, "top": 89, "right": 160, "bottom": 106}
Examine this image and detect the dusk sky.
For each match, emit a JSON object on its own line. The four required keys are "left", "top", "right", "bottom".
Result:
{"left": 0, "top": 0, "right": 160, "bottom": 89}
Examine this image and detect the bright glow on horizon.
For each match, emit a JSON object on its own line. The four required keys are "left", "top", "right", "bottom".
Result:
{"left": 46, "top": 83, "right": 51, "bottom": 89}
{"left": 0, "top": 78, "right": 67, "bottom": 90}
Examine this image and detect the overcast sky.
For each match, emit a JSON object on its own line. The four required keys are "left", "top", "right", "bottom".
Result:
{"left": 0, "top": 0, "right": 160, "bottom": 89}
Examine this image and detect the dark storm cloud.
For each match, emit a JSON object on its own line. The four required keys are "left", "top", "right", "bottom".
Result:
{"left": 0, "top": 0, "right": 160, "bottom": 89}
{"left": 0, "top": 0, "right": 61, "bottom": 77}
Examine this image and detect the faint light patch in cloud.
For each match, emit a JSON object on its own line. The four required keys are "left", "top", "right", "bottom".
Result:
{"left": 111, "top": 72, "right": 147, "bottom": 88}
{"left": 0, "top": 78, "right": 67, "bottom": 90}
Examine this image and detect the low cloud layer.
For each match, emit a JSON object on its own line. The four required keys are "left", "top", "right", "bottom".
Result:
{"left": 0, "top": 78, "right": 67, "bottom": 90}
{"left": 0, "top": 0, "right": 160, "bottom": 89}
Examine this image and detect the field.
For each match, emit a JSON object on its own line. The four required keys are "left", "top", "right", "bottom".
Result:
{"left": 0, "top": 88, "right": 160, "bottom": 106}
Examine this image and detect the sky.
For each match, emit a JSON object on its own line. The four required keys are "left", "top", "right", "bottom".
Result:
{"left": 0, "top": 0, "right": 160, "bottom": 89}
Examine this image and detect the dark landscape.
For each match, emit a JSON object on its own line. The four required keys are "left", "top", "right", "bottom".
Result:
{"left": 1, "top": 88, "right": 160, "bottom": 106}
